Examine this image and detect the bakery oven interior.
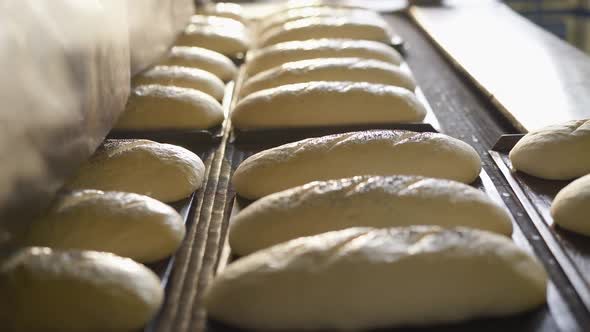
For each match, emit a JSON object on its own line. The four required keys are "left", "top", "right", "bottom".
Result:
{"left": 1, "top": 1, "right": 590, "bottom": 331}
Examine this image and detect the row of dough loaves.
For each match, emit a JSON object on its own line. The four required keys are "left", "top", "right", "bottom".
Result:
{"left": 116, "top": 9, "right": 254, "bottom": 131}
{"left": 510, "top": 119, "right": 590, "bottom": 237}
{"left": 205, "top": 129, "right": 548, "bottom": 330}
{"left": 1, "top": 139, "right": 206, "bottom": 330}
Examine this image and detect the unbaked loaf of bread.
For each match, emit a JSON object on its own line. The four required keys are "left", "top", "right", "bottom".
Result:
{"left": 551, "top": 174, "right": 590, "bottom": 236}
{"left": 230, "top": 175, "right": 512, "bottom": 255}
{"left": 258, "top": 16, "right": 392, "bottom": 47}
{"left": 231, "top": 81, "right": 426, "bottom": 129}
{"left": 198, "top": 2, "right": 248, "bottom": 24}
{"left": 176, "top": 24, "right": 250, "bottom": 57}
{"left": 115, "top": 85, "right": 224, "bottom": 130}
{"left": 258, "top": 7, "right": 384, "bottom": 34}
{"left": 133, "top": 66, "right": 225, "bottom": 100}
{"left": 0, "top": 247, "right": 163, "bottom": 331}
{"left": 205, "top": 227, "right": 547, "bottom": 330}
{"left": 245, "top": 39, "right": 402, "bottom": 76}
{"left": 509, "top": 119, "right": 590, "bottom": 180}
{"left": 232, "top": 130, "right": 482, "bottom": 199}
{"left": 239, "top": 57, "right": 416, "bottom": 98}
{"left": 25, "top": 190, "right": 185, "bottom": 263}
{"left": 161, "top": 46, "right": 237, "bottom": 81}
{"left": 66, "top": 139, "right": 205, "bottom": 203}
{"left": 190, "top": 14, "right": 246, "bottom": 30}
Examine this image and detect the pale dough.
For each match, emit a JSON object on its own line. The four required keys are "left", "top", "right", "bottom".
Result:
{"left": 25, "top": 190, "right": 185, "bottom": 263}
{"left": 258, "top": 7, "right": 384, "bottom": 34}
{"left": 232, "top": 130, "right": 482, "bottom": 199}
{"left": 509, "top": 119, "right": 590, "bottom": 180}
{"left": 231, "top": 81, "right": 426, "bottom": 129}
{"left": 198, "top": 2, "right": 248, "bottom": 24}
{"left": 258, "top": 16, "right": 392, "bottom": 47}
{"left": 190, "top": 14, "right": 246, "bottom": 30}
{"left": 176, "top": 24, "right": 250, "bottom": 57}
{"left": 115, "top": 84, "right": 224, "bottom": 130}
{"left": 134, "top": 65, "right": 225, "bottom": 101}
{"left": 161, "top": 46, "right": 237, "bottom": 81}
{"left": 65, "top": 139, "right": 205, "bottom": 203}
{"left": 245, "top": 39, "right": 402, "bottom": 76}
{"left": 239, "top": 57, "right": 416, "bottom": 98}
{"left": 0, "top": 247, "right": 163, "bottom": 331}
{"left": 205, "top": 226, "right": 547, "bottom": 330}
{"left": 551, "top": 174, "right": 590, "bottom": 236}
{"left": 230, "top": 175, "right": 512, "bottom": 255}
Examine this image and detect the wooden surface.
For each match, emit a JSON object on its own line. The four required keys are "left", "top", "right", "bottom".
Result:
{"left": 410, "top": 2, "right": 590, "bottom": 133}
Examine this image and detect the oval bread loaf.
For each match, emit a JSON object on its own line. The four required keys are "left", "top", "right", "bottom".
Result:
{"left": 66, "top": 139, "right": 205, "bottom": 202}
{"left": 239, "top": 57, "right": 416, "bottom": 98}
{"left": 259, "top": 7, "right": 384, "bottom": 34}
{"left": 0, "top": 247, "right": 163, "bottom": 331}
{"left": 230, "top": 175, "right": 513, "bottom": 255}
{"left": 245, "top": 39, "right": 402, "bottom": 76}
{"left": 176, "top": 24, "right": 250, "bottom": 56}
{"left": 509, "top": 119, "right": 590, "bottom": 180}
{"left": 206, "top": 227, "right": 547, "bottom": 330}
{"left": 232, "top": 130, "right": 482, "bottom": 199}
{"left": 551, "top": 174, "right": 590, "bottom": 236}
{"left": 190, "top": 14, "right": 246, "bottom": 30}
{"left": 115, "top": 85, "right": 224, "bottom": 130}
{"left": 161, "top": 46, "right": 237, "bottom": 81}
{"left": 198, "top": 2, "right": 247, "bottom": 24}
{"left": 232, "top": 81, "right": 426, "bottom": 129}
{"left": 133, "top": 66, "right": 225, "bottom": 100}
{"left": 259, "top": 16, "right": 392, "bottom": 47}
{"left": 25, "top": 190, "right": 185, "bottom": 263}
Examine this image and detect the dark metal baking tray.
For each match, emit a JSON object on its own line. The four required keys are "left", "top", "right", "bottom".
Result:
{"left": 490, "top": 134, "right": 590, "bottom": 319}
{"left": 205, "top": 129, "right": 577, "bottom": 332}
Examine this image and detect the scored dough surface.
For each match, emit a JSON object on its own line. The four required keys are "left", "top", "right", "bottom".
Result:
{"left": 206, "top": 226, "right": 547, "bottom": 330}
{"left": 66, "top": 139, "right": 205, "bottom": 203}
{"left": 509, "top": 119, "right": 590, "bottom": 180}
{"left": 231, "top": 130, "right": 481, "bottom": 199}
{"left": 230, "top": 175, "right": 513, "bottom": 255}
{"left": 115, "top": 85, "right": 224, "bottom": 130}
{"left": 245, "top": 39, "right": 402, "bottom": 76}
{"left": 0, "top": 247, "right": 163, "bottom": 331}
{"left": 232, "top": 81, "right": 425, "bottom": 128}
{"left": 133, "top": 66, "right": 225, "bottom": 101}
{"left": 25, "top": 190, "right": 185, "bottom": 263}
{"left": 239, "top": 57, "right": 416, "bottom": 98}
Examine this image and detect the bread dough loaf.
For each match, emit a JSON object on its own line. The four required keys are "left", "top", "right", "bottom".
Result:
{"left": 25, "top": 190, "right": 185, "bottom": 263}
{"left": 115, "top": 85, "right": 224, "bottom": 130}
{"left": 0, "top": 247, "right": 163, "bottom": 331}
{"left": 232, "top": 130, "right": 482, "bottom": 199}
{"left": 134, "top": 66, "right": 225, "bottom": 101}
{"left": 231, "top": 81, "right": 426, "bottom": 129}
{"left": 509, "top": 119, "right": 590, "bottom": 180}
{"left": 161, "top": 46, "right": 237, "bottom": 81}
{"left": 205, "top": 227, "right": 547, "bottom": 330}
{"left": 176, "top": 24, "right": 250, "bottom": 57}
{"left": 190, "top": 14, "right": 246, "bottom": 30}
{"left": 245, "top": 39, "right": 402, "bottom": 76}
{"left": 230, "top": 175, "right": 512, "bottom": 255}
{"left": 239, "top": 57, "right": 416, "bottom": 98}
{"left": 66, "top": 140, "right": 205, "bottom": 202}
{"left": 259, "top": 7, "right": 384, "bottom": 34}
{"left": 198, "top": 2, "right": 248, "bottom": 24}
{"left": 551, "top": 174, "right": 590, "bottom": 236}
{"left": 258, "top": 17, "right": 392, "bottom": 47}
